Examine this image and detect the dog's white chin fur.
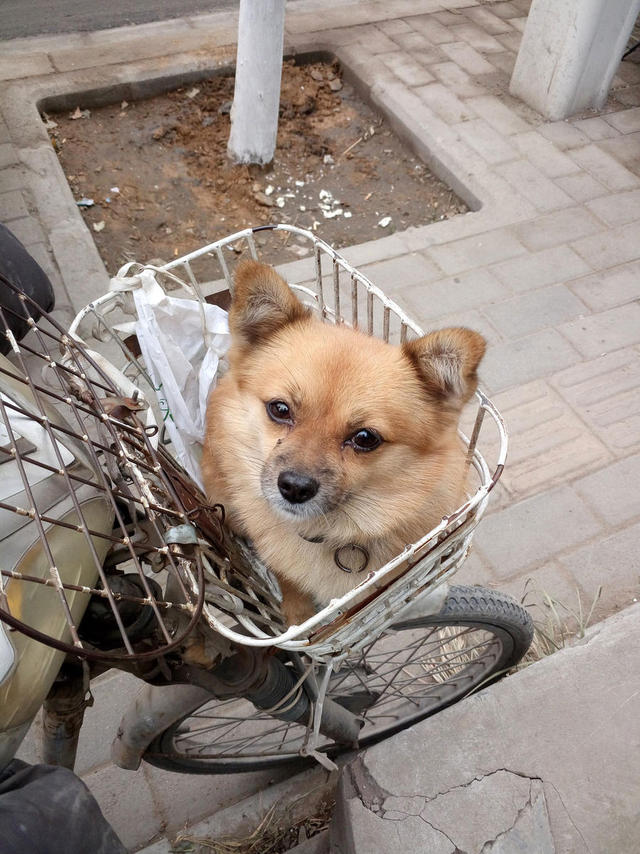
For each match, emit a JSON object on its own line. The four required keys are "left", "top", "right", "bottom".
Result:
{"left": 260, "top": 484, "right": 329, "bottom": 522}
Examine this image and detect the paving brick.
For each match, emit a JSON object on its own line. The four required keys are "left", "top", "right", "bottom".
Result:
{"left": 451, "top": 543, "right": 497, "bottom": 590}
{"left": 597, "top": 127, "right": 640, "bottom": 163}
{"left": 409, "top": 15, "right": 457, "bottom": 44}
{"left": 4, "top": 215, "right": 45, "bottom": 245}
{"left": 571, "top": 117, "right": 619, "bottom": 141}
{"left": 380, "top": 51, "right": 435, "bottom": 86}
{"left": 480, "top": 328, "right": 581, "bottom": 392}
{"left": 484, "top": 284, "right": 588, "bottom": 338}
{"left": 511, "top": 131, "right": 581, "bottom": 178}
{"left": 568, "top": 260, "right": 640, "bottom": 311}
{"left": 338, "top": 232, "right": 409, "bottom": 268}
{"left": 414, "top": 82, "right": 473, "bottom": 123}
{"left": 390, "top": 30, "right": 439, "bottom": 54}
{"left": 21, "top": 241, "right": 64, "bottom": 291}
{"left": 394, "top": 266, "right": 511, "bottom": 321}
{"left": 464, "top": 6, "right": 515, "bottom": 35}
{"left": 0, "top": 189, "right": 28, "bottom": 222}
{"left": 0, "top": 165, "right": 27, "bottom": 193}
{"left": 466, "top": 94, "right": 530, "bottom": 134}
{"left": 615, "top": 62, "right": 640, "bottom": 86}
{"left": 0, "top": 119, "right": 10, "bottom": 144}
{"left": 0, "top": 143, "right": 19, "bottom": 170}
{"left": 377, "top": 18, "right": 412, "bottom": 35}
{"left": 490, "top": 245, "right": 591, "bottom": 292}
{"left": 362, "top": 251, "right": 443, "bottom": 291}
{"left": 573, "top": 454, "right": 640, "bottom": 525}
{"left": 474, "top": 65, "right": 512, "bottom": 94}
{"left": 496, "top": 160, "right": 574, "bottom": 211}
{"left": 560, "top": 522, "right": 640, "bottom": 619}
{"left": 509, "top": 16, "right": 528, "bottom": 33}
{"left": 429, "top": 62, "right": 487, "bottom": 98}
{"left": 550, "top": 349, "right": 640, "bottom": 456}
{"left": 0, "top": 52, "right": 54, "bottom": 80}
{"left": 426, "top": 228, "right": 526, "bottom": 275}
{"left": 554, "top": 172, "right": 609, "bottom": 203}
{"left": 496, "top": 561, "right": 582, "bottom": 623}
{"left": 560, "top": 303, "right": 640, "bottom": 359}
{"left": 615, "top": 84, "right": 640, "bottom": 108}
{"left": 487, "top": 2, "right": 523, "bottom": 20}
{"left": 481, "top": 379, "right": 611, "bottom": 498}
{"left": 539, "top": 121, "right": 590, "bottom": 150}
{"left": 144, "top": 762, "right": 289, "bottom": 839}
{"left": 64, "top": 671, "right": 140, "bottom": 774}
{"left": 570, "top": 221, "right": 640, "bottom": 270}
{"left": 603, "top": 106, "right": 640, "bottom": 134}
{"left": 84, "top": 764, "right": 164, "bottom": 851}
{"left": 440, "top": 42, "right": 496, "bottom": 75}
{"left": 48, "top": 223, "right": 110, "bottom": 309}
{"left": 362, "top": 26, "right": 400, "bottom": 54}
{"left": 514, "top": 207, "right": 603, "bottom": 252}
{"left": 473, "top": 486, "right": 603, "bottom": 578}
{"left": 429, "top": 306, "right": 502, "bottom": 344}
{"left": 586, "top": 188, "right": 640, "bottom": 227}
{"left": 494, "top": 30, "right": 523, "bottom": 52}
{"left": 568, "top": 144, "right": 640, "bottom": 191}
{"left": 449, "top": 22, "right": 505, "bottom": 52}
{"left": 454, "top": 117, "right": 518, "bottom": 164}
{"left": 432, "top": 10, "right": 465, "bottom": 26}
{"left": 482, "top": 53, "right": 515, "bottom": 79}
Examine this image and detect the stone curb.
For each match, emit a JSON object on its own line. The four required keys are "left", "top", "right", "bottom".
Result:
{"left": 137, "top": 762, "right": 339, "bottom": 853}
{"left": 330, "top": 601, "right": 640, "bottom": 853}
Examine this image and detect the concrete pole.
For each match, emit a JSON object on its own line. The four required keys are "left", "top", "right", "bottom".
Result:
{"left": 510, "top": 0, "right": 640, "bottom": 121}
{"left": 227, "top": 0, "right": 286, "bottom": 165}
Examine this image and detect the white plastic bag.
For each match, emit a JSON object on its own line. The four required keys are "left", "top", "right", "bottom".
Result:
{"left": 113, "top": 268, "right": 230, "bottom": 488}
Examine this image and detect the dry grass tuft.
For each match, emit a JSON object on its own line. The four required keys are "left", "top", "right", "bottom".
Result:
{"left": 171, "top": 798, "right": 333, "bottom": 854}
{"left": 520, "top": 580, "right": 603, "bottom": 664}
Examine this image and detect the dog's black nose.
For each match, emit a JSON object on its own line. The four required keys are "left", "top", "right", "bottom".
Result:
{"left": 278, "top": 470, "right": 319, "bottom": 504}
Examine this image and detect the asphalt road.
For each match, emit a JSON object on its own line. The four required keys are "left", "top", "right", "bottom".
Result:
{"left": 0, "top": 0, "right": 240, "bottom": 40}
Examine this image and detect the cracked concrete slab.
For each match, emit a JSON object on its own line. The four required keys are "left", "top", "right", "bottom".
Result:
{"left": 331, "top": 603, "right": 640, "bottom": 854}
{"left": 486, "top": 782, "right": 555, "bottom": 854}
{"left": 418, "top": 770, "right": 536, "bottom": 851}
{"left": 334, "top": 794, "right": 457, "bottom": 854}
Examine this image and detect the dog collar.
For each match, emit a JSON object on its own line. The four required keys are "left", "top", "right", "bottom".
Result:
{"left": 299, "top": 534, "right": 369, "bottom": 573}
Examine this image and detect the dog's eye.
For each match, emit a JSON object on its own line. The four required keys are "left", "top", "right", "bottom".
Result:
{"left": 266, "top": 400, "right": 293, "bottom": 424}
{"left": 347, "top": 429, "right": 383, "bottom": 452}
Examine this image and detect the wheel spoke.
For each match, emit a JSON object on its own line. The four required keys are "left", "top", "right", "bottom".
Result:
{"left": 147, "top": 593, "right": 535, "bottom": 771}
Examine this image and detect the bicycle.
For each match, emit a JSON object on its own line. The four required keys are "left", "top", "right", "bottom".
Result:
{"left": 0, "top": 225, "right": 533, "bottom": 776}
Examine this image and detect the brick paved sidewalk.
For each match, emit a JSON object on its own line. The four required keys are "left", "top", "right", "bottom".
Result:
{"left": 2, "top": 0, "right": 639, "bottom": 849}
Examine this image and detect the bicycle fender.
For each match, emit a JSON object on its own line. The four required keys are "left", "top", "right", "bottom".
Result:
{"left": 111, "top": 683, "right": 213, "bottom": 770}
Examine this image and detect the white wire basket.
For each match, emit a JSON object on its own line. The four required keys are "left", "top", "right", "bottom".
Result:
{"left": 68, "top": 224, "right": 507, "bottom": 665}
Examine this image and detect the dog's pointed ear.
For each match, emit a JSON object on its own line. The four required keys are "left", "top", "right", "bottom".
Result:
{"left": 230, "top": 260, "right": 310, "bottom": 347}
{"left": 402, "top": 327, "right": 486, "bottom": 407}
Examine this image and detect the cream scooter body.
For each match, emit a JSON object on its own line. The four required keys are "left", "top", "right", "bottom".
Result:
{"left": 0, "top": 357, "right": 113, "bottom": 768}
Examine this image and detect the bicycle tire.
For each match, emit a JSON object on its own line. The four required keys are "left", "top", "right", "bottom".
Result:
{"left": 143, "top": 585, "right": 533, "bottom": 774}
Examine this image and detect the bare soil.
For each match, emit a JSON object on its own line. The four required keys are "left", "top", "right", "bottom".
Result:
{"left": 47, "top": 59, "right": 467, "bottom": 278}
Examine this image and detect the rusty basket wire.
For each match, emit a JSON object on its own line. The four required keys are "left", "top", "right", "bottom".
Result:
{"left": 65, "top": 224, "right": 507, "bottom": 664}
{"left": 0, "top": 270, "right": 284, "bottom": 662}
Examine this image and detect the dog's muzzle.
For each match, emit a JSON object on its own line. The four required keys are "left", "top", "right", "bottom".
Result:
{"left": 277, "top": 470, "right": 319, "bottom": 504}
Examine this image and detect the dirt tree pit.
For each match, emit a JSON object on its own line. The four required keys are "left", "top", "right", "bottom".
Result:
{"left": 47, "top": 59, "right": 467, "bottom": 281}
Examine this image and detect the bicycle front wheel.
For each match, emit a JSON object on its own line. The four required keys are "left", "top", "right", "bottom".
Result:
{"left": 143, "top": 585, "right": 533, "bottom": 773}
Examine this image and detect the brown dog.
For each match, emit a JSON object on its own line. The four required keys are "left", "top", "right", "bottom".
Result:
{"left": 202, "top": 260, "right": 485, "bottom": 625}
